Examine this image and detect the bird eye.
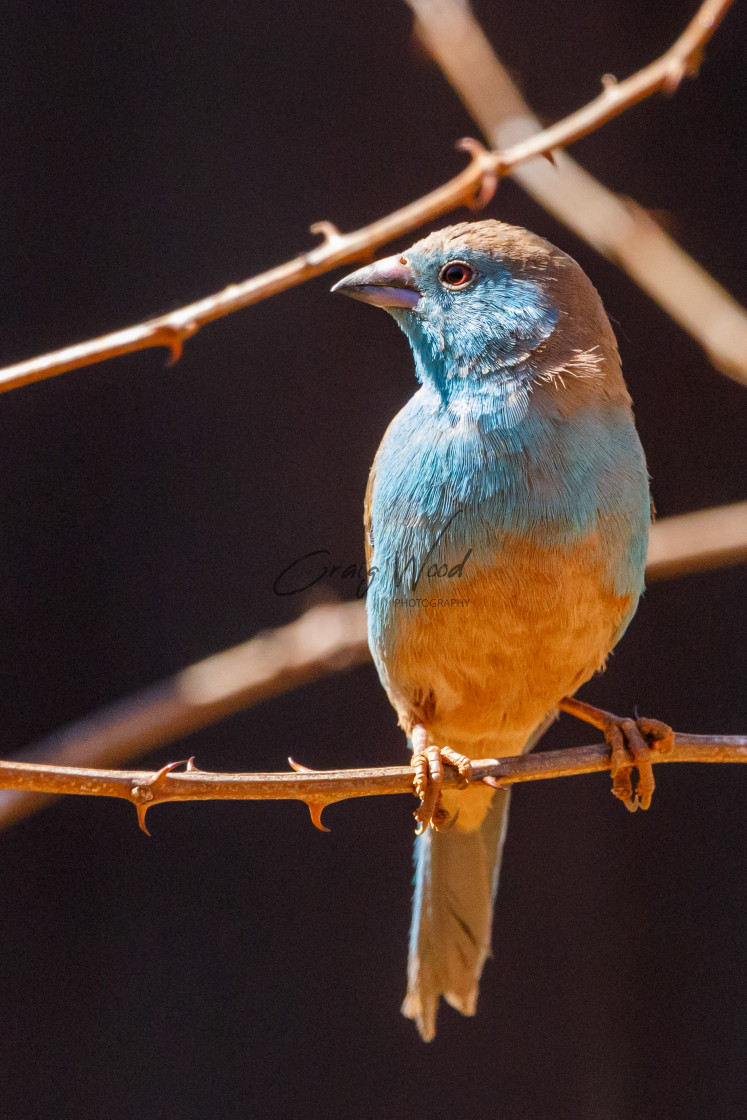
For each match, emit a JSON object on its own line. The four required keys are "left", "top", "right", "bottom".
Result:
{"left": 438, "top": 261, "right": 475, "bottom": 290}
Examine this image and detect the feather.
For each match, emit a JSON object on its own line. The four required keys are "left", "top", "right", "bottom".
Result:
{"left": 402, "top": 786, "right": 511, "bottom": 1041}
{"left": 402, "top": 714, "right": 555, "bottom": 1040}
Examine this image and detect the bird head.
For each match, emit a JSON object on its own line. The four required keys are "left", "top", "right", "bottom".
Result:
{"left": 333, "top": 220, "right": 622, "bottom": 408}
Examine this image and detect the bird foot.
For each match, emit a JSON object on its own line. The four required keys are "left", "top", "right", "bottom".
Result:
{"left": 559, "top": 697, "right": 674, "bottom": 812}
{"left": 411, "top": 726, "right": 472, "bottom": 834}
{"left": 604, "top": 715, "right": 675, "bottom": 812}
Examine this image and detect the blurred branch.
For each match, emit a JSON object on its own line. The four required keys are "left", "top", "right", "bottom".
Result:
{"left": 0, "top": 602, "right": 369, "bottom": 829}
{"left": 0, "top": 735, "right": 744, "bottom": 835}
{"left": 646, "top": 500, "right": 747, "bottom": 580}
{"left": 0, "top": 0, "right": 734, "bottom": 395}
{"left": 406, "top": 0, "right": 747, "bottom": 387}
{"left": 0, "top": 501, "right": 745, "bottom": 830}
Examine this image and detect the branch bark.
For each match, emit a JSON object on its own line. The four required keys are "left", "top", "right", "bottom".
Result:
{"left": 406, "top": 0, "right": 747, "bottom": 387}
{"left": 0, "top": 735, "right": 744, "bottom": 834}
{"left": 0, "top": 0, "right": 734, "bottom": 395}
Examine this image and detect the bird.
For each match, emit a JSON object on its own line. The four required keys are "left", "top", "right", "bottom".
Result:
{"left": 332, "top": 220, "right": 672, "bottom": 1042}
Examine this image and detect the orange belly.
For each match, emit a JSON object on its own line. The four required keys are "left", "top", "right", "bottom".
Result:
{"left": 378, "top": 528, "right": 633, "bottom": 756}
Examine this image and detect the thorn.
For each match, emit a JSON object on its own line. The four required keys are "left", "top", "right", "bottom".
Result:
{"left": 543, "top": 150, "right": 557, "bottom": 167}
{"left": 470, "top": 171, "right": 498, "bottom": 210}
{"left": 185, "top": 756, "right": 200, "bottom": 772}
{"left": 482, "top": 775, "right": 505, "bottom": 790}
{"left": 601, "top": 72, "right": 617, "bottom": 90}
{"left": 151, "top": 759, "right": 192, "bottom": 782}
{"left": 288, "top": 757, "right": 316, "bottom": 773}
{"left": 156, "top": 324, "right": 191, "bottom": 367}
{"left": 305, "top": 801, "right": 331, "bottom": 832}
{"left": 306, "top": 221, "right": 345, "bottom": 266}
{"left": 662, "top": 59, "right": 687, "bottom": 94}
{"left": 687, "top": 47, "right": 705, "bottom": 78}
{"left": 309, "top": 220, "right": 342, "bottom": 246}
{"left": 137, "top": 803, "right": 152, "bottom": 836}
{"left": 456, "top": 137, "right": 498, "bottom": 210}
{"left": 456, "top": 136, "right": 488, "bottom": 157}
{"left": 131, "top": 759, "right": 191, "bottom": 836}
{"left": 165, "top": 336, "right": 183, "bottom": 366}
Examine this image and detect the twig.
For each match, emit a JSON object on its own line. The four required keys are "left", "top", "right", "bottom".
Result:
{"left": 645, "top": 500, "right": 747, "bottom": 580}
{"left": 406, "top": 0, "right": 747, "bottom": 386}
{"left": 0, "top": 735, "right": 744, "bottom": 834}
{"left": 0, "top": 0, "right": 734, "bottom": 395}
{"left": 0, "top": 501, "right": 744, "bottom": 831}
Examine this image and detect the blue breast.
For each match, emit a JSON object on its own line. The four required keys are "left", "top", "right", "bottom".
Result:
{"left": 366, "top": 379, "right": 650, "bottom": 654}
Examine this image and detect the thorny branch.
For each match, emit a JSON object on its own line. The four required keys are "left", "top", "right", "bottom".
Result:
{"left": 0, "top": 501, "right": 745, "bottom": 831}
{"left": 0, "top": 734, "right": 744, "bottom": 835}
{"left": 0, "top": 0, "right": 735, "bottom": 395}
{"left": 407, "top": 0, "right": 747, "bottom": 386}
{"left": 0, "top": 602, "right": 369, "bottom": 830}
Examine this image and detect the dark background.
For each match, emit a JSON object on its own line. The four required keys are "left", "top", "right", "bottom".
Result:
{"left": 1, "top": 1, "right": 745, "bottom": 1117}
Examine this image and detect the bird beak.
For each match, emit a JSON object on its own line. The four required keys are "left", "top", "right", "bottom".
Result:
{"left": 331, "top": 255, "right": 421, "bottom": 309}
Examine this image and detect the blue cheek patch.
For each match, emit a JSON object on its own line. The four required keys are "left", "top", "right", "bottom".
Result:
{"left": 390, "top": 262, "right": 559, "bottom": 392}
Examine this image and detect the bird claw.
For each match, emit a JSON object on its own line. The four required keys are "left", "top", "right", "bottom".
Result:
{"left": 603, "top": 715, "right": 674, "bottom": 812}
{"left": 560, "top": 697, "right": 674, "bottom": 814}
{"left": 411, "top": 727, "right": 472, "bottom": 833}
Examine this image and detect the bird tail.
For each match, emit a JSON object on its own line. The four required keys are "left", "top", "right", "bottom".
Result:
{"left": 401, "top": 786, "right": 511, "bottom": 1041}
{"left": 401, "top": 717, "right": 554, "bottom": 1041}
